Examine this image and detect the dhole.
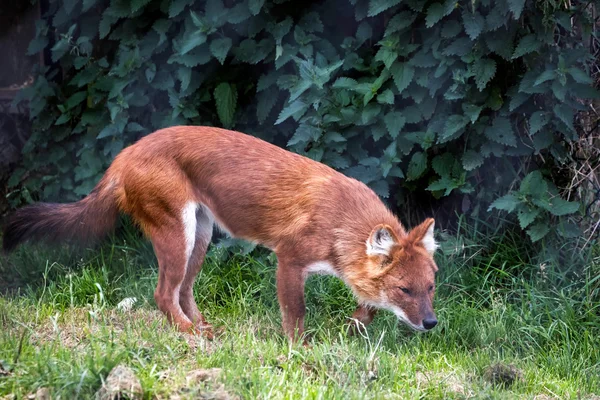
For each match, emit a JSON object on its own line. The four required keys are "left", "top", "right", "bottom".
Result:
{"left": 3, "top": 126, "right": 439, "bottom": 342}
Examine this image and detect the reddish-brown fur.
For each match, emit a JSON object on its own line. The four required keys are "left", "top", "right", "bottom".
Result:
{"left": 3, "top": 126, "right": 440, "bottom": 342}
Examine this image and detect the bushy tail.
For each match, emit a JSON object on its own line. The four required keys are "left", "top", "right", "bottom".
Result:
{"left": 2, "top": 177, "right": 120, "bottom": 253}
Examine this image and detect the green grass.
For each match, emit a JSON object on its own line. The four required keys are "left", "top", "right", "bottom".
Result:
{"left": 0, "top": 223, "right": 599, "bottom": 399}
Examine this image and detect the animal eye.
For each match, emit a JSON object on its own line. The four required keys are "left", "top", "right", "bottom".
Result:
{"left": 399, "top": 287, "right": 410, "bottom": 294}
{"left": 428, "top": 285, "right": 434, "bottom": 292}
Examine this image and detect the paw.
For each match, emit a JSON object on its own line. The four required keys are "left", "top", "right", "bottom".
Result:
{"left": 192, "top": 324, "right": 215, "bottom": 340}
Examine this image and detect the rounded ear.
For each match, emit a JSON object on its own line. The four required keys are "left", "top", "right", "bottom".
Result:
{"left": 409, "top": 218, "right": 438, "bottom": 255}
{"left": 366, "top": 224, "right": 399, "bottom": 257}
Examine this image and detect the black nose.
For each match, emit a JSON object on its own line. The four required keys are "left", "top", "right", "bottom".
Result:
{"left": 423, "top": 318, "right": 438, "bottom": 330}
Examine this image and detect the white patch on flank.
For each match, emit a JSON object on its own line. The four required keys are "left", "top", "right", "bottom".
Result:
{"left": 202, "top": 205, "right": 233, "bottom": 238}
{"left": 196, "top": 204, "right": 215, "bottom": 242}
{"left": 305, "top": 261, "right": 338, "bottom": 277}
{"left": 422, "top": 221, "right": 438, "bottom": 255}
{"left": 366, "top": 227, "right": 396, "bottom": 256}
{"left": 182, "top": 202, "right": 198, "bottom": 260}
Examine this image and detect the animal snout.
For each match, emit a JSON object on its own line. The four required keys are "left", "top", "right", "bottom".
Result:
{"left": 422, "top": 317, "right": 438, "bottom": 330}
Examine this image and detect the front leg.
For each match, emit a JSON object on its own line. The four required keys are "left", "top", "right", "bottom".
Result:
{"left": 347, "top": 304, "right": 378, "bottom": 336}
{"left": 276, "top": 259, "right": 307, "bottom": 343}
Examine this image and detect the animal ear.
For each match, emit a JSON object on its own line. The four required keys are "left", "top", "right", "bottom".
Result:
{"left": 409, "top": 218, "right": 438, "bottom": 255}
{"left": 366, "top": 224, "right": 398, "bottom": 257}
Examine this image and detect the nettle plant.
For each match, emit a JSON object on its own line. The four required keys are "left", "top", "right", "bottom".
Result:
{"left": 10, "top": 0, "right": 598, "bottom": 245}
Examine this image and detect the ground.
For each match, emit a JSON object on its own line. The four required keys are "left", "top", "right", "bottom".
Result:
{"left": 0, "top": 227, "right": 598, "bottom": 399}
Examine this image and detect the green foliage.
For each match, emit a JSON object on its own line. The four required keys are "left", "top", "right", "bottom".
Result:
{"left": 489, "top": 170, "right": 581, "bottom": 242}
{"left": 9, "top": 0, "right": 598, "bottom": 249}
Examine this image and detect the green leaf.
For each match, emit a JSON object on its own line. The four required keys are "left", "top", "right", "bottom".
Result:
{"left": 368, "top": 0, "right": 402, "bottom": 17}
{"left": 172, "top": 46, "right": 212, "bottom": 67}
{"left": 391, "top": 62, "right": 414, "bottom": 93}
{"left": 66, "top": 91, "right": 88, "bottom": 110}
{"left": 547, "top": 197, "right": 580, "bottom": 216}
{"left": 441, "top": 115, "right": 469, "bottom": 141}
{"left": 509, "top": 91, "right": 530, "bottom": 111}
{"left": 27, "top": 37, "right": 48, "bottom": 56}
{"left": 473, "top": 58, "right": 496, "bottom": 91}
{"left": 512, "top": 34, "right": 541, "bottom": 59}
{"left": 425, "top": 3, "right": 444, "bottom": 28}
{"left": 462, "top": 10, "right": 485, "bottom": 40}
{"left": 384, "top": 11, "right": 417, "bottom": 36}
{"left": 567, "top": 67, "right": 593, "bottom": 84}
{"left": 249, "top": 0, "right": 265, "bottom": 15}
{"left": 356, "top": 21, "right": 373, "bottom": 45}
{"left": 507, "top": 0, "right": 525, "bottom": 19}
{"left": 462, "top": 150, "right": 483, "bottom": 171}
{"left": 145, "top": 64, "right": 156, "bottom": 83}
{"left": 275, "top": 100, "right": 308, "bottom": 125}
{"left": 443, "top": 37, "right": 472, "bottom": 57}
{"left": 441, "top": 20, "right": 461, "bottom": 38}
{"left": 462, "top": 103, "right": 483, "bottom": 123}
{"left": 299, "top": 12, "right": 324, "bottom": 33}
{"left": 55, "top": 113, "right": 71, "bottom": 126}
{"left": 485, "top": 4, "right": 507, "bottom": 31}
{"left": 527, "top": 223, "right": 550, "bottom": 242}
{"left": 489, "top": 193, "right": 520, "bottom": 212}
{"left": 289, "top": 124, "right": 321, "bottom": 146}
{"left": 257, "top": 87, "right": 279, "bottom": 124}
{"left": 529, "top": 112, "right": 550, "bottom": 135}
{"left": 324, "top": 132, "right": 347, "bottom": 143}
{"left": 131, "top": 0, "right": 152, "bottom": 13}
{"left": 370, "top": 180, "right": 390, "bottom": 198}
{"left": 377, "top": 89, "right": 395, "bottom": 104}
{"left": 126, "top": 122, "right": 145, "bottom": 132}
{"left": 518, "top": 206, "right": 540, "bottom": 229}
{"left": 374, "top": 48, "right": 398, "bottom": 69}
{"left": 431, "top": 153, "right": 453, "bottom": 176}
{"left": 83, "top": 0, "right": 100, "bottom": 12}
{"left": 169, "top": 0, "right": 194, "bottom": 17}
{"left": 214, "top": 83, "right": 237, "bottom": 128}
{"left": 361, "top": 104, "right": 382, "bottom": 125}
{"left": 179, "top": 31, "right": 207, "bottom": 55}
{"left": 520, "top": 171, "right": 547, "bottom": 199}
{"left": 485, "top": 117, "right": 516, "bottom": 147}
{"left": 51, "top": 39, "right": 69, "bottom": 62}
{"left": 227, "top": 3, "right": 251, "bottom": 24}
{"left": 532, "top": 130, "right": 554, "bottom": 152}
{"left": 332, "top": 77, "right": 358, "bottom": 89}
{"left": 534, "top": 70, "right": 556, "bottom": 86}
{"left": 430, "top": 177, "right": 460, "bottom": 195}
{"left": 384, "top": 111, "right": 406, "bottom": 138}
{"left": 210, "top": 38, "right": 232, "bottom": 64}
{"left": 553, "top": 104, "right": 575, "bottom": 132}
{"left": 551, "top": 80, "right": 567, "bottom": 102}
{"left": 556, "top": 222, "right": 581, "bottom": 238}
{"left": 407, "top": 152, "right": 428, "bottom": 181}
{"left": 177, "top": 66, "right": 192, "bottom": 91}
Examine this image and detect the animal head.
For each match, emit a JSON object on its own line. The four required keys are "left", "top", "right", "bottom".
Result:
{"left": 354, "top": 218, "right": 439, "bottom": 331}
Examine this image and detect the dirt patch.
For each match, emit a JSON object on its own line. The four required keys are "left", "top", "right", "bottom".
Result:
{"left": 483, "top": 363, "right": 523, "bottom": 387}
{"left": 185, "top": 368, "right": 222, "bottom": 384}
{"left": 20, "top": 307, "right": 167, "bottom": 349}
{"left": 415, "top": 370, "right": 472, "bottom": 396}
{"left": 96, "top": 364, "right": 143, "bottom": 400}
{"left": 25, "top": 388, "right": 51, "bottom": 400}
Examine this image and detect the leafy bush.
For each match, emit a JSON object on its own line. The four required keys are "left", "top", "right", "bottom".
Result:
{"left": 9, "top": 0, "right": 598, "bottom": 248}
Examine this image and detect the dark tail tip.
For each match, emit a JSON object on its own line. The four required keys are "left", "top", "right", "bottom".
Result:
{"left": 2, "top": 203, "right": 66, "bottom": 254}
{"left": 2, "top": 206, "right": 39, "bottom": 253}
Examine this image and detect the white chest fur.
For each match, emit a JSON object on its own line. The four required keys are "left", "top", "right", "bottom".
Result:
{"left": 305, "top": 261, "right": 338, "bottom": 277}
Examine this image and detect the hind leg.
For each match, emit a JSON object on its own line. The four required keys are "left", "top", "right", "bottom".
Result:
{"left": 149, "top": 202, "right": 202, "bottom": 335}
{"left": 179, "top": 206, "right": 214, "bottom": 338}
